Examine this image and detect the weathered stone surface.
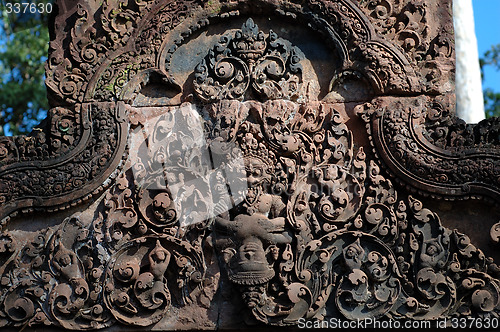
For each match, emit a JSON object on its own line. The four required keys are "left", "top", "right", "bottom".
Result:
{"left": 1, "top": 0, "right": 500, "bottom": 330}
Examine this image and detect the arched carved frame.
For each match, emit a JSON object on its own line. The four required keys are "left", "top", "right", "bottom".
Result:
{"left": 0, "top": 0, "right": 423, "bottom": 223}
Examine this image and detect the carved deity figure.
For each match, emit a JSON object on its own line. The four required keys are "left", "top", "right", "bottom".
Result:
{"left": 215, "top": 155, "right": 291, "bottom": 286}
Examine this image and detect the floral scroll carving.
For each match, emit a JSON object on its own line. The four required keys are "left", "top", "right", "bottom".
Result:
{"left": 203, "top": 97, "right": 500, "bottom": 326}
{"left": 0, "top": 0, "right": 499, "bottom": 330}
{"left": 194, "top": 18, "right": 304, "bottom": 102}
{"left": 0, "top": 0, "right": 431, "bottom": 221}
{"left": 0, "top": 102, "right": 128, "bottom": 226}
{"left": 360, "top": 96, "right": 500, "bottom": 201}
{"left": 104, "top": 236, "right": 204, "bottom": 326}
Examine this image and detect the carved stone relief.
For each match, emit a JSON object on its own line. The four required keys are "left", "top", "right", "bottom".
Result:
{"left": 0, "top": 0, "right": 499, "bottom": 330}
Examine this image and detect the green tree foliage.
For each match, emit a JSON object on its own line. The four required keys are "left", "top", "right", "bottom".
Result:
{"left": 480, "top": 44, "right": 500, "bottom": 118}
{"left": 0, "top": 0, "right": 51, "bottom": 136}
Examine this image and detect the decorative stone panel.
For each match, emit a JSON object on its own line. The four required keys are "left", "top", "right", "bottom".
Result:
{"left": 1, "top": 0, "right": 499, "bottom": 330}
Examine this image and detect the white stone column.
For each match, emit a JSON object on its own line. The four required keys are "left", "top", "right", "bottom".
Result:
{"left": 453, "top": 0, "right": 485, "bottom": 123}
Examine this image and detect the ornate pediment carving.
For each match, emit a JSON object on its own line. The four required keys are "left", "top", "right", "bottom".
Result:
{"left": 360, "top": 96, "right": 500, "bottom": 201}
{"left": 0, "top": 0, "right": 499, "bottom": 330}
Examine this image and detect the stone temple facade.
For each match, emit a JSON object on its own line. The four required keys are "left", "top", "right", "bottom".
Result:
{"left": 0, "top": 0, "right": 500, "bottom": 330}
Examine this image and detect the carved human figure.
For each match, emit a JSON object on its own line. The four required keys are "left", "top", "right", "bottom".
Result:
{"left": 216, "top": 208, "right": 291, "bottom": 285}
{"left": 420, "top": 237, "right": 447, "bottom": 269}
{"left": 215, "top": 155, "right": 291, "bottom": 286}
{"left": 133, "top": 241, "right": 172, "bottom": 312}
{"left": 149, "top": 240, "right": 171, "bottom": 281}
{"left": 339, "top": 240, "right": 371, "bottom": 305}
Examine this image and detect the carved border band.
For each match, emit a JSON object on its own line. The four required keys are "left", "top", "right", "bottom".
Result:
{"left": 361, "top": 97, "right": 500, "bottom": 201}
{"left": 0, "top": 102, "right": 128, "bottom": 225}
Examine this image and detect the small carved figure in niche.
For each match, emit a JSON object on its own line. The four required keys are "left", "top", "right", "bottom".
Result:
{"left": 339, "top": 240, "right": 371, "bottom": 305}
{"left": 419, "top": 236, "right": 447, "bottom": 269}
{"left": 52, "top": 244, "right": 81, "bottom": 281}
{"left": 343, "top": 238, "right": 365, "bottom": 271}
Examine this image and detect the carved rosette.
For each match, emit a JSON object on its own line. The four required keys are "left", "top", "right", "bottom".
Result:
{"left": 103, "top": 236, "right": 204, "bottom": 326}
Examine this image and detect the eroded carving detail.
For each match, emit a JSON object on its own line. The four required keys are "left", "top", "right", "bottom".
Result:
{"left": 204, "top": 98, "right": 500, "bottom": 325}
{"left": 0, "top": 0, "right": 425, "bottom": 223}
{"left": 0, "top": 102, "right": 127, "bottom": 225}
{"left": 356, "top": 0, "right": 454, "bottom": 93}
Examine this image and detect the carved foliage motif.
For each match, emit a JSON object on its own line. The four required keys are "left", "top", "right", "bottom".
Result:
{"left": 205, "top": 99, "right": 500, "bottom": 325}
{"left": 0, "top": 102, "right": 127, "bottom": 225}
{"left": 56, "top": 0, "right": 424, "bottom": 105}
{"left": 4, "top": 94, "right": 499, "bottom": 329}
{"left": 0, "top": 0, "right": 426, "bottom": 223}
{"left": 93, "top": 0, "right": 202, "bottom": 102}
{"left": 0, "top": 219, "right": 108, "bottom": 329}
{"left": 305, "top": 0, "right": 420, "bottom": 94}
{"left": 0, "top": 106, "right": 82, "bottom": 164}
{"left": 194, "top": 18, "right": 303, "bottom": 102}
{"left": 0, "top": 0, "right": 202, "bottom": 223}
{"left": 1, "top": 0, "right": 500, "bottom": 330}
{"left": 360, "top": 97, "right": 500, "bottom": 201}
{"left": 358, "top": 0, "right": 429, "bottom": 58}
